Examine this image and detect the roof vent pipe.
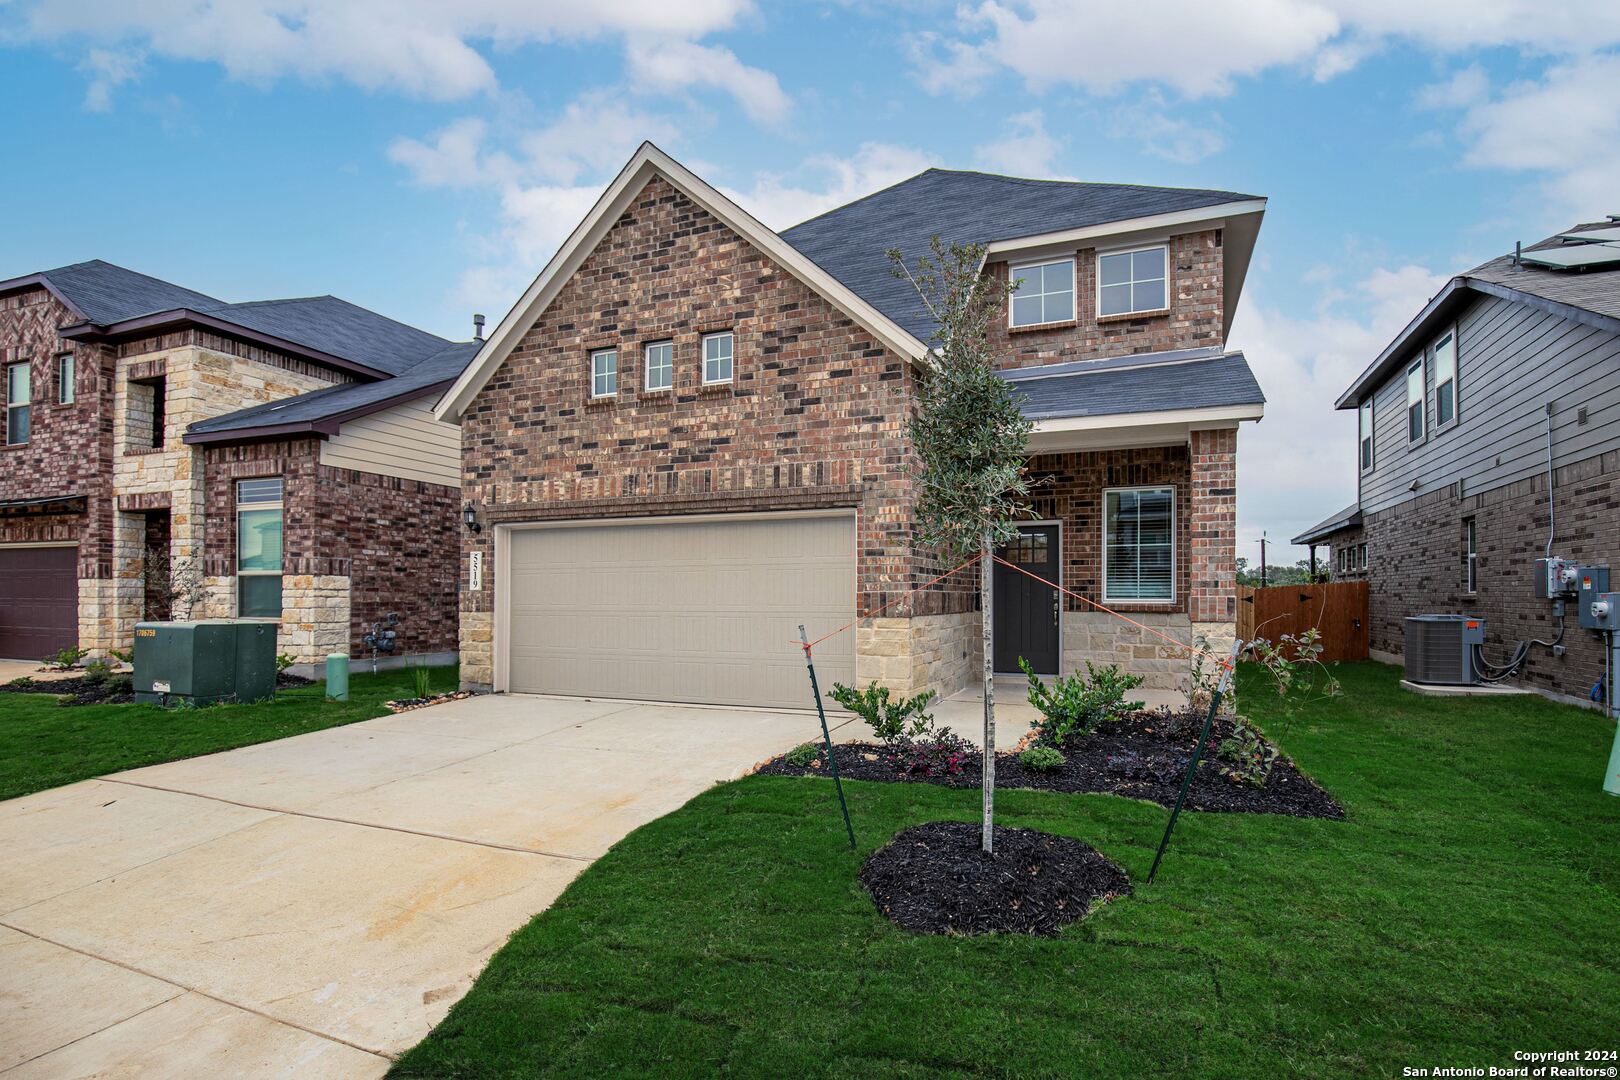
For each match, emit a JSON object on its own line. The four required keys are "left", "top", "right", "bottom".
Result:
{"left": 473, "top": 313, "right": 486, "bottom": 341}
{"left": 1514, "top": 241, "right": 1521, "bottom": 268}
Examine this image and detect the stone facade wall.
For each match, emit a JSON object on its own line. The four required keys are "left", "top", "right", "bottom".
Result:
{"left": 989, "top": 229, "right": 1225, "bottom": 370}
{"left": 458, "top": 174, "right": 962, "bottom": 692}
{"left": 1358, "top": 447, "right": 1620, "bottom": 702}
{"left": 0, "top": 286, "right": 117, "bottom": 652}
{"left": 856, "top": 611, "right": 982, "bottom": 701}
{"left": 199, "top": 438, "right": 460, "bottom": 666}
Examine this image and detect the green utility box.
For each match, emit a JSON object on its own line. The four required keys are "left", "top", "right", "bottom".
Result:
{"left": 133, "top": 620, "right": 278, "bottom": 707}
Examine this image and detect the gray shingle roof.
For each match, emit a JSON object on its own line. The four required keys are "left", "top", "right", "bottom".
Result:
{"left": 781, "top": 169, "right": 1260, "bottom": 342}
{"left": 186, "top": 340, "right": 480, "bottom": 438}
{"left": 1465, "top": 221, "right": 1620, "bottom": 323}
{"left": 1291, "top": 503, "right": 1362, "bottom": 546}
{"left": 1002, "top": 346, "right": 1264, "bottom": 420}
{"left": 36, "top": 260, "right": 223, "bottom": 324}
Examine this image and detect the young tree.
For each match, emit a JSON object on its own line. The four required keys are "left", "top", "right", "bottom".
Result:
{"left": 890, "top": 237, "right": 1035, "bottom": 853}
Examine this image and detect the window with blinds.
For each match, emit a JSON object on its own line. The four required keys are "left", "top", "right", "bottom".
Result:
{"left": 1104, "top": 486, "right": 1175, "bottom": 602}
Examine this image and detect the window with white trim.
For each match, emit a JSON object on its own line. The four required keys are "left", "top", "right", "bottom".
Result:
{"left": 1103, "top": 486, "right": 1174, "bottom": 602}
{"left": 591, "top": 348, "right": 617, "bottom": 398}
{"left": 57, "top": 353, "right": 75, "bottom": 405}
{"left": 1464, "top": 517, "right": 1477, "bottom": 593}
{"left": 1097, "top": 245, "right": 1168, "bottom": 317}
{"left": 1433, "top": 329, "right": 1457, "bottom": 428}
{"left": 5, "top": 361, "right": 29, "bottom": 445}
{"left": 1008, "top": 258, "right": 1075, "bottom": 327}
{"left": 702, "top": 331, "right": 733, "bottom": 384}
{"left": 236, "top": 478, "right": 284, "bottom": 619}
{"left": 645, "top": 340, "right": 673, "bottom": 392}
{"left": 1359, "top": 398, "right": 1374, "bottom": 473}
{"left": 1406, "top": 356, "right": 1426, "bottom": 443}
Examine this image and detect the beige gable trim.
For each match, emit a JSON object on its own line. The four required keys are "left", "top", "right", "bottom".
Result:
{"left": 434, "top": 142, "right": 930, "bottom": 423}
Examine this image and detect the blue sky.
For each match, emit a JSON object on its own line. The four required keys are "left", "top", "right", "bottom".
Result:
{"left": 3, "top": 1, "right": 1617, "bottom": 563}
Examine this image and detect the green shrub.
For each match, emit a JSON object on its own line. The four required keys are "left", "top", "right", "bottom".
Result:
{"left": 1020, "top": 657, "right": 1145, "bottom": 747}
{"left": 1018, "top": 745, "right": 1066, "bottom": 772}
{"left": 275, "top": 652, "right": 296, "bottom": 674}
{"left": 6, "top": 676, "right": 35, "bottom": 689}
{"left": 1218, "top": 722, "right": 1280, "bottom": 787}
{"left": 109, "top": 648, "right": 133, "bottom": 666}
{"left": 41, "top": 646, "right": 88, "bottom": 672}
{"left": 826, "top": 681, "right": 939, "bottom": 747}
{"left": 784, "top": 742, "right": 822, "bottom": 767}
{"left": 81, "top": 659, "right": 114, "bottom": 685}
{"left": 411, "top": 666, "right": 433, "bottom": 699}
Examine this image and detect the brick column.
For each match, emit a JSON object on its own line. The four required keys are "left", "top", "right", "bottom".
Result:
{"left": 1188, "top": 428, "right": 1237, "bottom": 643}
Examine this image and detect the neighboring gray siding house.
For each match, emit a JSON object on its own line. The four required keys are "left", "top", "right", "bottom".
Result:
{"left": 1296, "top": 220, "right": 1620, "bottom": 701}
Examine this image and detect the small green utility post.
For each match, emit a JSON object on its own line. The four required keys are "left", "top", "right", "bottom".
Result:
{"left": 325, "top": 653, "right": 349, "bottom": 701}
{"left": 1605, "top": 718, "right": 1620, "bottom": 798}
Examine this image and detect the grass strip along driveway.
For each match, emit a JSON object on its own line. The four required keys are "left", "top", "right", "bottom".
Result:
{"left": 394, "top": 662, "right": 1620, "bottom": 1079}
{"left": 0, "top": 666, "right": 459, "bottom": 802}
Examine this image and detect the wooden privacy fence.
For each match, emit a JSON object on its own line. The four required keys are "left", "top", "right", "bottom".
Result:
{"left": 1236, "top": 581, "right": 1370, "bottom": 663}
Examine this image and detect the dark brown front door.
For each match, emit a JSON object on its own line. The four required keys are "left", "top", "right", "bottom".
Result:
{"left": 993, "top": 525, "right": 1060, "bottom": 674}
{"left": 0, "top": 546, "right": 78, "bottom": 660}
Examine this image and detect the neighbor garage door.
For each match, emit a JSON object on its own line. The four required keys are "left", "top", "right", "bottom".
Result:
{"left": 506, "top": 514, "right": 856, "bottom": 709}
{"left": 0, "top": 545, "right": 78, "bottom": 661}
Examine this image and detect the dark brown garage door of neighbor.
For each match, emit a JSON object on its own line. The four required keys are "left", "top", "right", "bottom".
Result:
{"left": 0, "top": 546, "right": 78, "bottom": 660}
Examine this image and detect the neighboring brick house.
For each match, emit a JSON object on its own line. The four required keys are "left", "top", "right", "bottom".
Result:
{"left": 434, "top": 143, "right": 1268, "bottom": 708}
{"left": 1294, "top": 220, "right": 1620, "bottom": 703}
{"left": 0, "top": 260, "right": 475, "bottom": 671}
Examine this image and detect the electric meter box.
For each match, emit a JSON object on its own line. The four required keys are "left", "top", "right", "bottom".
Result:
{"left": 133, "top": 620, "right": 277, "bottom": 707}
{"left": 1587, "top": 592, "right": 1620, "bottom": 633}
{"left": 1578, "top": 568, "right": 1613, "bottom": 629}
{"left": 1535, "top": 557, "right": 1580, "bottom": 599}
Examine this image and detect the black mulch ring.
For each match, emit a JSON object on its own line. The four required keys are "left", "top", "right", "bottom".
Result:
{"left": 861, "top": 821, "right": 1131, "bottom": 936}
{"left": 276, "top": 672, "right": 314, "bottom": 688}
{"left": 0, "top": 675, "right": 133, "bottom": 706}
{"left": 759, "top": 709, "right": 1343, "bottom": 820}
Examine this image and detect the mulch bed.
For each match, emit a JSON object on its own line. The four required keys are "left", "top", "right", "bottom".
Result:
{"left": 0, "top": 675, "right": 133, "bottom": 706}
{"left": 277, "top": 672, "right": 314, "bottom": 688}
{"left": 759, "top": 708, "right": 1343, "bottom": 820}
{"left": 861, "top": 821, "right": 1131, "bottom": 936}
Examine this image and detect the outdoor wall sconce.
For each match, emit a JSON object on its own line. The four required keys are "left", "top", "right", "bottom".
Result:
{"left": 463, "top": 504, "right": 482, "bottom": 533}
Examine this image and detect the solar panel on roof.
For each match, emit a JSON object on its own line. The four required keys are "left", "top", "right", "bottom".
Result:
{"left": 1558, "top": 226, "right": 1620, "bottom": 244}
{"left": 1520, "top": 243, "right": 1620, "bottom": 270}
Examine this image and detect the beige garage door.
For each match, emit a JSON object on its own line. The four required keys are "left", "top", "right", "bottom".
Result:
{"left": 505, "top": 514, "right": 856, "bottom": 709}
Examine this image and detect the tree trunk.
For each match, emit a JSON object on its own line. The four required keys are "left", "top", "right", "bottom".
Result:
{"left": 981, "top": 526, "right": 995, "bottom": 854}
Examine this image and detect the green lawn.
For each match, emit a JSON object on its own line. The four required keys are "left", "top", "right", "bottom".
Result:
{"left": 0, "top": 665, "right": 459, "bottom": 802}
{"left": 393, "top": 662, "right": 1620, "bottom": 1079}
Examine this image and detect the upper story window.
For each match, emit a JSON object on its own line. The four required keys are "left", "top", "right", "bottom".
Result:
{"left": 645, "top": 340, "right": 673, "bottom": 392}
{"left": 1359, "top": 399, "right": 1375, "bottom": 473}
{"left": 591, "top": 348, "right": 617, "bottom": 398}
{"left": 57, "top": 354, "right": 75, "bottom": 405}
{"left": 1103, "top": 486, "right": 1175, "bottom": 603}
{"left": 236, "top": 478, "right": 284, "bottom": 619}
{"left": 1098, "top": 245, "right": 1168, "bottom": 317}
{"left": 702, "top": 331, "right": 733, "bottom": 384}
{"left": 1433, "top": 329, "right": 1457, "bottom": 428}
{"left": 5, "top": 361, "right": 29, "bottom": 445}
{"left": 1405, "top": 356, "right": 1425, "bottom": 444}
{"left": 1008, "top": 258, "right": 1075, "bottom": 327}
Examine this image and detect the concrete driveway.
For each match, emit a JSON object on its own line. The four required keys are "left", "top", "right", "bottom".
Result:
{"left": 0, "top": 694, "right": 853, "bottom": 1078}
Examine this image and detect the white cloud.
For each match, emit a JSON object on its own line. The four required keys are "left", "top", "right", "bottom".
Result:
{"left": 973, "top": 110, "right": 1066, "bottom": 176}
{"left": 78, "top": 47, "right": 143, "bottom": 112}
{"left": 14, "top": 0, "right": 757, "bottom": 107}
{"left": 1231, "top": 263, "right": 1450, "bottom": 560}
{"left": 626, "top": 40, "right": 791, "bottom": 126}
{"left": 913, "top": 0, "right": 1620, "bottom": 100}
{"left": 1416, "top": 63, "right": 1488, "bottom": 110}
{"left": 389, "top": 119, "right": 519, "bottom": 190}
{"left": 1108, "top": 94, "right": 1227, "bottom": 163}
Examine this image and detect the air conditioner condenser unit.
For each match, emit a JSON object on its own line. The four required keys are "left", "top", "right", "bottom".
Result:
{"left": 1404, "top": 615, "right": 1486, "bottom": 686}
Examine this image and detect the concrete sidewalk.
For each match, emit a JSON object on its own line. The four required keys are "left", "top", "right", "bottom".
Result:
{"left": 0, "top": 693, "right": 851, "bottom": 1077}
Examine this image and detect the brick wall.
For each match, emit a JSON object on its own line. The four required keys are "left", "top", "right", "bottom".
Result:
{"left": 1189, "top": 427, "right": 1237, "bottom": 626}
{"left": 989, "top": 229, "right": 1225, "bottom": 370}
{"left": 1360, "top": 447, "right": 1620, "bottom": 701}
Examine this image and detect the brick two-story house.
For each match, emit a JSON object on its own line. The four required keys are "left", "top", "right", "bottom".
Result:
{"left": 1294, "top": 220, "right": 1620, "bottom": 703}
{"left": 435, "top": 143, "right": 1267, "bottom": 709}
{"left": 0, "top": 260, "right": 475, "bottom": 671}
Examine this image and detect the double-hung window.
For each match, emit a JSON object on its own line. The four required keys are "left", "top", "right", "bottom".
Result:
{"left": 702, "top": 331, "right": 733, "bottom": 384}
{"left": 645, "top": 340, "right": 673, "bottom": 392}
{"left": 1008, "top": 258, "right": 1075, "bottom": 327}
{"left": 1359, "top": 399, "right": 1375, "bottom": 473}
{"left": 1406, "top": 356, "right": 1426, "bottom": 444}
{"left": 1433, "top": 329, "right": 1457, "bottom": 428}
{"left": 1103, "top": 486, "right": 1175, "bottom": 603}
{"left": 1098, "top": 246, "right": 1168, "bottom": 317}
{"left": 5, "top": 362, "right": 29, "bottom": 445}
{"left": 591, "top": 349, "right": 617, "bottom": 398}
{"left": 57, "top": 353, "right": 75, "bottom": 405}
{"left": 236, "top": 478, "right": 284, "bottom": 619}
{"left": 1464, "top": 517, "right": 1478, "bottom": 593}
